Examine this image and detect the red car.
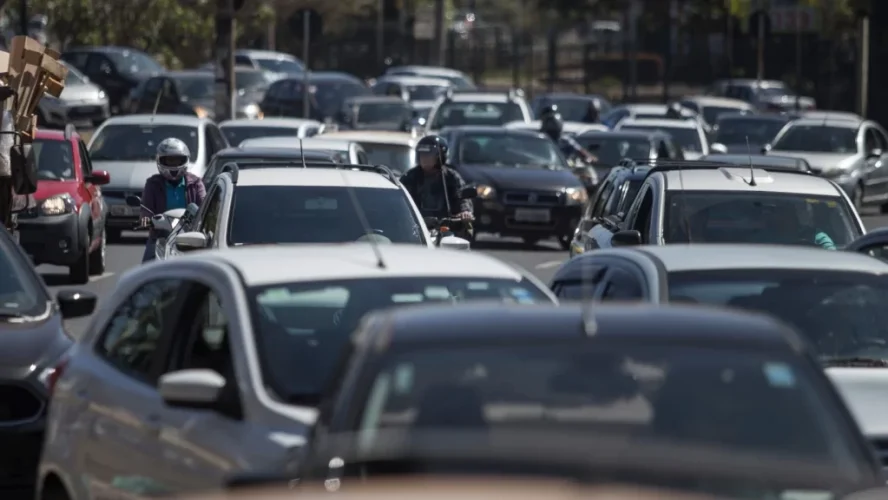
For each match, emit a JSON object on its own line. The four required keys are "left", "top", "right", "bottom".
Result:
{"left": 16, "top": 126, "right": 111, "bottom": 284}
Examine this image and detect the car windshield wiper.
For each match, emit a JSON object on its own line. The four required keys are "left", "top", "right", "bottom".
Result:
{"left": 821, "top": 356, "right": 888, "bottom": 367}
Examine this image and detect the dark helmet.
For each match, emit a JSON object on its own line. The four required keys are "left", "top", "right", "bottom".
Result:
{"left": 416, "top": 135, "right": 449, "bottom": 166}
{"left": 539, "top": 104, "right": 563, "bottom": 141}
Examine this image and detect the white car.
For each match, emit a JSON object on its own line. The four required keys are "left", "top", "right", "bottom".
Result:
{"left": 219, "top": 118, "right": 325, "bottom": 147}
{"left": 234, "top": 49, "right": 304, "bottom": 80}
{"left": 678, "top": 95, "right": 753, "bottom": 128}
{"left": 369, "top": 75, "right": 453, "bottom": 121}
{"left": 425, "top": 89, "right": 532, "bottom": 133}
{"left": 317, "top": 130, "right": 418, "bottom": 174}
{"left": 504, "top": 120, "right": 608, "bottom": 136}
{"left": 384, "top": 65, "right": 475, "bottom": 89}
{"left": 36, "top": 244, "right": 557, "bottom": 500}
{"left": 238, "top": 136, "right": 369, "bottom": 164}
{"left": 160, "top": 165, "right": 441, "bottom": 260}
{"left": 616, "top": 117, "right": 710, "bottom": 160}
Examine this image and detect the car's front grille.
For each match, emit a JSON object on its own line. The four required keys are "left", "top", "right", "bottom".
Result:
{"left": 0, "top": 384, "right": 43, "bottom": 424}
{"left": 502, "top": 190, "right": 561, "bottom": 206}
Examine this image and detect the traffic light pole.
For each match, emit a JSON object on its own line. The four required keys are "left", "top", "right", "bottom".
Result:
{"left": 19, "top": 0, "right": 26, "bottom": 36}
{"left": 215, "top": 0, "right": 235, "bottom": 122}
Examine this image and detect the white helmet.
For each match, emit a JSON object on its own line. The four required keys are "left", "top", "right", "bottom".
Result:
{"left": 156, "top": 138, "right": 190, "bottom": 182}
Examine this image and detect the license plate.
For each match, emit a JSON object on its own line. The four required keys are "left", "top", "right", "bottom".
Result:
{"left": 110, "top": 205, "right": 137, "bottom": 217}
{"left": 514, "top": 208, "right": 550, "bottom": 222}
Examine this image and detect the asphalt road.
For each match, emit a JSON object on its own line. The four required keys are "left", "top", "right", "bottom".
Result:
{"left": 40, "top": 213, "right": 888, "bottom": 339}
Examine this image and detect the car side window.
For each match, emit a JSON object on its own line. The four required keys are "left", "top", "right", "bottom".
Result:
{"left": 96, "top": 279, "right": 183, "bottom": 382}
{"left": 143, "top": 77, "right": 163, "bottom": 103}
{"left": 199, "top": 187, "right": 223, "bottom": 243}
{"left": 680, "top": 100, "right": 699, "bottom": 112}
{"left": 85, "top": 54, "right": 112, "bottom": 75}
{"left": 631, "top": 187, "right": 654, "bottom": 240}
{"left": 234, "top": 55, "right": 252, "bottom": 67}
{"left": 167, "top": 284, "right": 232, "bottom": 374}
{"left": 210, "top": 125, "right": 229, "bottom": 150}
{"left": 591, "top": 180, "right": 615, "bottom": 218}
{"left": 78, "top": 140, "right": 93, "bottom": 176}
{"left": 865, "top": 127, "right": 885, "bottom": 153}
{"left": 63, "top": 52, "right": 89, "bottom": 69}
{"left": 600, "top": 268, "right": 644, "bottom": 301}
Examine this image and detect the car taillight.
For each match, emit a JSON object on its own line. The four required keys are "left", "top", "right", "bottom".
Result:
{"left": 39, "top": 358, "right": 69, "bottom": 395}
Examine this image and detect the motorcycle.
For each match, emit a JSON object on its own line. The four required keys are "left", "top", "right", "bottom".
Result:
{"left": 125, "top": 195, "right": 199, "bottom": 260}
{"left": 423, "top": 216, "right": 472, "bottom": 251}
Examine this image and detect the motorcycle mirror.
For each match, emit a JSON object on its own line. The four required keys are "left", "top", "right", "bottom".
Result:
{"left": 125, "top": 195, "right": 142, "bottom": 207}
{"left": 423, "top": 216, "right": 438, "bottom": 227}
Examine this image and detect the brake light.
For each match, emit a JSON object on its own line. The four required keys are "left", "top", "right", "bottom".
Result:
{"left": 39, "top": 357, "right": 69, "bottom": 395}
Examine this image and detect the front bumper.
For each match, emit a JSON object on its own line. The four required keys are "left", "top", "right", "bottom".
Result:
{"left": 16, "top": 212, "right": 83, "bottom": 266}
{"left": 473, "top": 198, "right": 582, "bottom": 239}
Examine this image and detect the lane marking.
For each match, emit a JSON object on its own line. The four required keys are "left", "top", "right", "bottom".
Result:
{"left": 535, "top": 260, "right": 564, "bottom": 270}
{"left": 89, "top": 272, "right": 116, "bottom": 283}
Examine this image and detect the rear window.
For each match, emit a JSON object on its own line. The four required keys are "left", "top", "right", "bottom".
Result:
{"left": 714, "top": 117, "right": 788, "bottom": 146}
{"left": 574, "top": 135, "right": 651, "bottom": 167}
{"left": 33, "top": 138, "right": 75, "bottom": 180}
{"left": 89, "top": 124, "right": 198, "bottom": 162}
{"left": 221, "top": 126, "right": 300, "bottom": 147}
{"left": 431, "top": 102, "right": 524, "bottom": 129}
{"left": 619, "top": 126, "right": 702, "bottom": 153}
{"left": 0, "top": 232, "right": 47, "bottom": 317}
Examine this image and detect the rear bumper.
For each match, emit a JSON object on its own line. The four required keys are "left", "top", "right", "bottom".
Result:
{"left": 16, "top": 212, "right": 84, "bottom": 266}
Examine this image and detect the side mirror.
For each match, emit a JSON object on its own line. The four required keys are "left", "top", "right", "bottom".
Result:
{"left": 175, "top": 231, "right": 208, "bottom": 252}
{"left": 152, "top": 215, "right": 174, "bottom": 234}
{"left": 57, "top": 290, "right": 98, "bottom": 319}
{"left": 709, "top": 143, "right": 728, "bottom": 154}
{"left": 438, "top": 235, "right": 471, "bottom": 250}
{"left": 868, "top": 148, "right": 883, "bottom": 159}
{"left": 159, "top": 369, "right": 225, "bottom": 409}
{"left": 611, "top": 229, "right": 642, "bottom": 247}
{"left": 761, "top": 143, "right": 772, "bottom": 154}
{"left": 86, "top": 170, "right": 110, "bottom": 185}
{"left": 459, "top": 185, "right": 478, "bottom": 199}
{"left": 125, "top": 195, "right": 142, "bottom": 207}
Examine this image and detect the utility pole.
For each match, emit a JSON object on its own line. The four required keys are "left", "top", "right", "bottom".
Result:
{"left": 214, "top": 0, "right": 235, "bottom": 122}
{"left": 432, "top": 0, "right": 444, "bottom": 65}
{"left": 302, "top": 10, "right": 310, "bottom": 118}
{"left": 266, "top": 0, "right": 275, "bottom": 50}
{"left": 858, "top": 12, "right": 869, "bottom": 117}
{"left": 377, "top": 0, "right": 385, "bottom": 68}
{"left": 628, "top": 0, "right": 640, "bottom": 101}
{"left": 756, "top": 0, "right": 765, "bottom": 81}
{"left": 18, "top": 0, "right": 26, "bottom": 36}
{"left": 794, "top": 0, "right": 803, "bottom": 110}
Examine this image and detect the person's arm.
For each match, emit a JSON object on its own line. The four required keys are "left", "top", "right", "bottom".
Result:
{"left": 141, "top": 177, "right": 157, "bottom": 219}
{"left": 399, "top": 169, "right": 419, "bottom": 204}
{"left": 815, "top": 231, "right": 837, "bottom": 250}
{"left": 448, "top": 169, "right": 473, "bottom": 214}
{"left": 194, "top": 178, "right": 207, "bottom": 205}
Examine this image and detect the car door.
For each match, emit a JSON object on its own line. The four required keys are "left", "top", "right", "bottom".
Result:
{"left": 78, "top": 140, "right": 105, "bottom": 236}
{"left": 80, "top": 278, "right": 185, "bottom": 499}
{"left": 863, "top": 126, "right": 888, "bottom": 199}
{"left": 139, "top": 77, "right": 164, "bottom": 114}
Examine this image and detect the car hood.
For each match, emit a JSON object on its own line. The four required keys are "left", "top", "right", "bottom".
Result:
{"left": 94, "top": 160, "right": 157, "bottom": 189}
{"left": 826, "top": 367, "right": 888, "bottom": 436}
{"left": 34, "top": 180, "right": 79, "bottom": 201}
{"left": 0, "top": 307, "right": 71, "bottom": 376}
{"left": 722, "top": 142, "right": 765, "bottom": 154}
{"left": 766, "top": 151, "right": 859, "bottom": 174}
{"left": 459, "top": 164, "right": 583, "bottom": 191}
{"left": 61, "top": 83, "right": 104, "bottom": 103}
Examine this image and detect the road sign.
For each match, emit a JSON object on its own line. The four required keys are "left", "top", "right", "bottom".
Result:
{"left": 289, "top": 8, "right": 323, "bottom": 41}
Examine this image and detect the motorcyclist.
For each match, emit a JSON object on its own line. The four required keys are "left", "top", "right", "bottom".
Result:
{"left": 400, "top": 135, "right": 473, "bottom": 238}
{"left": 580, "top": 101, "right": 600, "bottom": 124}
{"left": 139, "top": 138, "right": 206, "bottom": 262}
{"left": 539, "top": 104, "right": 597, "bottom": 164}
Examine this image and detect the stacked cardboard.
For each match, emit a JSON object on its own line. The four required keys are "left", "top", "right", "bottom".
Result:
{"left": 0, "top": 36, "right": 67, "bottom": 142}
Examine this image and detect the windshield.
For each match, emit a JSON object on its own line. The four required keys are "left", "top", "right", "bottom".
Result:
{"left": 64, "top": 65, "right": 87, "bottom": 85}
{"left": 620, "top": 126, "right": 702, "bottom": 153}
{"left": 701, "top": 106, "right": 742, "bottom": 125}
{"left": 714, "top": 117, "right": 787, "bottom": 145}
{"left": 255, "top": 57, "right": 304, "bottom": 74}
{"left": 176, "top": 71, "right": 268, "bottom": 100}
{"left": 249, "top": 277, "right": 552, "bottom": 403}
{"left": 669, "top": 270, "right": 888, "bottom": 362}
{"left": 457, "top": 133, "right": 567, "bottom": 168}
{"left": 405, "top": 84, "right": 448, "bottom": 101}
{"left": 354, "top": 102, "right": 412, "bottom": 124}
{"left": 221, "top": 126, "right": 300, "bottom": 147}
{"left": 89, "top": 124, "right": 198, "bottom": 162}
{"left": 313, "top": 81, "right": 371, "bottom": 117}
{"left": 229, "top": 186, "right": 424, "bottom": 245}
{"left": 235, "top": 70, "right": 270, "bottom": 91}
{"left": 664, "top": 192, "right": 859, "bottom": 247}
{"left": 431, "top": 102, "right": 524, "bottom": 129}
{"left": 574, "top": 135, "right": 651, "bottom": 166}
{"left": 0, "top": 233, "right": 46, "bottom": 317}
{"left": 33, "top": 139, "right": 75, "bottom": 180}
{"left": 773, "top": 125, "right": 858, "bottom": 154}
{"left": 360, "top": 143, "right": 413, "bottom": 174}
{"left": 106, "top": 50, "right": 162, "bottom": 75}
{"left": 353, "top": 341, "right": 859, "bottom": 472}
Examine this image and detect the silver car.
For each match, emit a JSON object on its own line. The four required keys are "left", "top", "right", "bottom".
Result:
{"left": 38, "top": 61, "right": 110, "bottom": 128}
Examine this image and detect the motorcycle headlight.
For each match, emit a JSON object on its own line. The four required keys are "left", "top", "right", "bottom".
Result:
{"left": 40, "top": 194, "right": 74, "bottom": 216}
{"left": 564, "top": 187, "right": 588, "bottom": 205}
{"left": 476, "top": 184, "right": 496, "bottom": 199}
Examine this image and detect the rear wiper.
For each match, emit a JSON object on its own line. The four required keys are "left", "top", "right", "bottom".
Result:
{"left": 821, "top": 356, "right": 888, "bottom": 367}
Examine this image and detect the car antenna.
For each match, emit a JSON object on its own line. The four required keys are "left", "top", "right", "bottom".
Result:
{"left": 150, "top": 80, "right": 166, "bottom": 125}
{"left": 338, "top": 169, "right": 386, "bottom": 269}
{"left": 299, "top": 138, "right": 307, "bottom": 168}
{"left": 745, "top": 136, "right": 757, "bottom": 186}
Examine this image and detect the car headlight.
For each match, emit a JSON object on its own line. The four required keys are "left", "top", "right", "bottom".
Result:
{"left": 97, "top": 90, "right": 106, "bottom": 100}
{"left": 243, "top": 103, "right": 261, "bottom": 119}
{"left": 476, "top": 184, "right": 496, "bottom": 199}
{"left": 40, "top": 194, "right": 75, "bottom": 216}
{"left": 564, "top": 187, "right": 588, "bottom": 205}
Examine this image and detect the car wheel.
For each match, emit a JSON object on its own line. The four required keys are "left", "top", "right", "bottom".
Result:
{"left": 522, "top": 237, "right": 540, "bottom": 247}
{"left": 88, "top": 229, "right": 106, "bottom": 275}
{"left": 106, "top": 227, "right": 122, "bottom": 243}
{"left": 69, "top": 246, "right": 90, "bottom": 285}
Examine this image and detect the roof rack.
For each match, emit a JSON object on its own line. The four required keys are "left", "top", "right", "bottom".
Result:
{"left": 644, "top": 162, "right": 813, "bottom": 178}
{"left": 216, "top": 160, "right": 400, "bottom": 185}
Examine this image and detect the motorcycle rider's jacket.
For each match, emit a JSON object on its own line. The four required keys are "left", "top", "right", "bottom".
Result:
{"left": 400, "top": 164, "right": 473, "bottom": 217}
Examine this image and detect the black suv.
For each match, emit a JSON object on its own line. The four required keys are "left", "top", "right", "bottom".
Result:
{"left": 61, "top": 46, "right": 163, "bottom": 114}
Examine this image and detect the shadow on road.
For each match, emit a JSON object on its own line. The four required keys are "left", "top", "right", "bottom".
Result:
{"left": 472, "top": 240, "right": 560, "bottom": 252}
{"left": 41, "top": 273, "right": 71, "bottom": 287}
{"left": 111, "top": 235, "right": 148, "bottom": 246}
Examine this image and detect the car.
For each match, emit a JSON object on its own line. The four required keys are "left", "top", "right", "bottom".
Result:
{"left": 709, "top": 112, "right": 794, "bottom": 154}
{"left": 615, "top": 118, "right": 710, "bottom": 160}
{"left": 570, "top": 129, "right": 684, "bottom": 177}
{"left": 600, "top": 104, "right": 696, "bottom": 129}
{"left": 87, "top": 114, "right": 227, "bottom": 239}
{"left": 582, "top": 160, "right": 865, "bottom": 251}
{"left": 317, "top": 130, "right": 417, "bottom": 174}
{"left": 35, "top": 244, "right": 555, "bottom": 500}
{"left": 37, "top": 61, "right": 110, "bottom": 128}
{"left": 530, "top": 92, "right": 613, "bottom": 120}
{"left": 201, "top": 146, "right": 340, "bottom": 187}
{"left": 369, "top": 74, "right": 453, "bottom": 116}
{"left": 61, "top": 46, "right": 164, "bottom": 114}
{"left": 234, "top": 49, "right": 305, "bottom": 80}
{"left": 302, "top": 300, "right": 883, "bottom": 492}
{"left": 259, "top": 72, "right": 370, "bottom": 122}
{"left": 503, "top": 120, "right": 608, "bottom": 136}
{"left": 336, "top": 95, "right": 413, "bottom": 132}
{"left": 239, "top": 136, "right": 369, "bottom": 165}
{"left": 219, "top": 118, "right": 325, "bottom": 147}
{"left": 441, "top": 126, "right": 587, "bottom": 249}
{"left": 129, "top": 68, "right": 269, "bottom": 120}
{"left": 384, "top": 65, "right": 475, "bottom": 90}
{"left": 568, "top": 163, "right": 649, "bottom": 257}
{"left": 710, "top": 78, "right": 816, "bottom": 112}
{"left": 425, "top": 89, "right": 532, "bottom": 133}
{"left": 161, "top": 164, "right": 443, "bottom": 259}
{"left": 0, "top": 224, "right": 97, "bottom": 496}
{"left": 800, "top": 110, "right": 865, "bottom": 122}
{"left": 16, "top": 127, "right": 111, "bottom": 283}
{"left": 762, "top": 116, "right": 888, "bottom": 212}
{"left": 699, "top": 153, "right": 811, "bottom": 172}
{"left": 677, "top": 95, "right": 753, "bottom": 129}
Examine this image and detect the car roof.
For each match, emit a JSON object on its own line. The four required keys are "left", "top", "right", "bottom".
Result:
{"left": 35, "top": 129, "right": 74, "bottom": 141}
{"left": 621, "top": 104, "right": 667, "bottom": 113}
{"left": 234, "top": 49, "right": 298, "bottom": 60}
{"left": 444, "top": 125, "right": 541, "bottom": 138}
{"left": 197, "top": 244, "right": 526, "bottom": 286}
{"left": 231, "top": 166, "right": 397, "bottom": 190}
{"left": 239, "top": 137, "right": 354, "bottom": 150}
{"left": 790, "top": 117, "right": 862, "bottom": 128}
{"left": 100, "top": 114, "right": 208, "bottom": 126}
{"left": 576, "top": 130, "right": 655, "bottom": 140}
{"left": 716, "top": 113, "right": 790, "bottom": 122}
{"left": 345, "top": 95, "right": 408, "bottom": 104}
{"left": 699, "top": 154, "right": 809, "bottom": 169}
{"left": 320, "top": 130, "right": 418, "bottom": 146}
{"left": 659, "top": 166, "right": 840, "bottom": 195}
{"left": 375, "top": 75, "right": 452, "bottom": 86}
{"left": 447, "top": 93, "right": 514, "bottom": 103}
{"left": 219, "top": 118, "right": 321, "bottom": 128}
{"left": 800, "top": 110, "right": 863, "bottom": 122}
{"left": 504, "top": 121, "right": 609, "bottom": 134}
{"left": 680, "top": 95, "right": 752, "bottom": 108}
{"left": 387, "top": 65, "right": 465, "bottom": 76}
{"left": 377, "top": 302, "right": 796, "bottom": 349}
{"left": 167, "top": 68, "right": 258, "bottom": 78}
{"left": 619, "top": 118, "right": 698, "bottom": 129}
{"left": 553, "top": 244, "right": 888, "bottom": 281}
{"left": 215, "top": 147, "right": 337, "bottom": 160}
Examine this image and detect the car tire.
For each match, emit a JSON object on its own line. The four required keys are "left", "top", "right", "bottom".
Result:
{"left": 69, "top": 246, "right": 90, "bottom": 285}
{"left": 106, "top": 227, "right": 122, "bottom": 243}
{"left": 88, "top": 229, "right": 106, "bottom": 275}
